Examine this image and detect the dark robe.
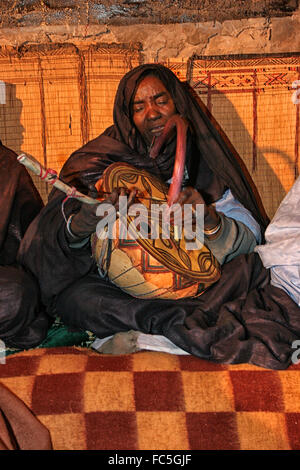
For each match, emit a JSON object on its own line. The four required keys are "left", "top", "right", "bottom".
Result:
{"left": 0, "top": 143, "right": 51, "bottom": 349}
{"left": 0, "top": 143, "right": 43, "bottom": 266}
{"left": 18, "top": 64, "right": 300, "bottom": 369}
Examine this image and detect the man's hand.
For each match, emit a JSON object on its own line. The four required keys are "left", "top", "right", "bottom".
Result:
{"left": 67, "top": 185, "right": 137, "bottom": 241}
{"left": 173, "top": 187, "right": 221, "bottom": 236}
{"left": 173, "top": 186, "right": 209, "bottom": 217}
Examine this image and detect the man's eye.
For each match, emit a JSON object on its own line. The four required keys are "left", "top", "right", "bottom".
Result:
{"left": 133, "top": 106, "right": 144, "bottom": 113}
{"left": 157, "top": 99, "right": 167, "bottom": 106}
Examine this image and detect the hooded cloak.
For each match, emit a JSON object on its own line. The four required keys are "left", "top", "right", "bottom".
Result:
{"left": 18, "top": 64, "right": 300, "bottom": 369}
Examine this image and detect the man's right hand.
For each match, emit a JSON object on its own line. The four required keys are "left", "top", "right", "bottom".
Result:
{"left": 67, "top": 185, "right": 136, "bottom": 241}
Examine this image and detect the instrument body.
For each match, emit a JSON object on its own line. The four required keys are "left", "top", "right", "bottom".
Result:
{"left": 92, "top": 162, "right": 221, "bottom": 300}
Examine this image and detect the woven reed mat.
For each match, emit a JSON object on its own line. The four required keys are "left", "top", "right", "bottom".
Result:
{"left": 1, "top": 346, "right": 300, "bottom": 450}
{"left": 188, "top": 54, "right": 300, "bottom": 219}
{"left": 0, "top": 44, "right": 142, "bottom": 203}
{"left": 0, "top": 47, "right": 298, "bottom": 217}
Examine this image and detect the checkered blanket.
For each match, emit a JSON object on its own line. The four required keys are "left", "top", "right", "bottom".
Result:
{"left": 1, "top": 346, "right": 300, "bottom": 450}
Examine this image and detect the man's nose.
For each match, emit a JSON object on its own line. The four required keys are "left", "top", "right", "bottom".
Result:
{"left": 146, "top": 104, "right": 161, "bottom": 120}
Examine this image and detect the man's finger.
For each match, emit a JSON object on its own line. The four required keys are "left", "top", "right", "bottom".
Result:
{"left": 87, "top": 184, "right": 99, "bottom": 199}
{"left": 128, "top": 188, "right": 137, "bottom": 207}
{"left": 109, "top": 188, "right": 120, "bottom": 205}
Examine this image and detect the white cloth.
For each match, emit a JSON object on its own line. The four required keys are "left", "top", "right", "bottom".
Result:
{"left": 255, "top": 176, "right": 300, "bottom": 306}
{"left": 91, "top": 333, "right": 190, "bottom": 355}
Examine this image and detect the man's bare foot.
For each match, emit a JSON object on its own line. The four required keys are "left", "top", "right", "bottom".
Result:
{"left": 96, "top": 330, "right": 141, "bottom": 355}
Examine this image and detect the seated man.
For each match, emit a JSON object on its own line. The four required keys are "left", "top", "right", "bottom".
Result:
{"left": 18, "top": 64, "right": 300, "bottom": 369}
{"left": 0, "top": 142, "right": 51, "bottom": 349}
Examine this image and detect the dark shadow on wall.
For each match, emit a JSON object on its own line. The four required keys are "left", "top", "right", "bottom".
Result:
{"left": 0, "top": 82, "right": 24, "bottom": 152}
{"left": 0, "top": 82, "right": 48, "bottom": 203}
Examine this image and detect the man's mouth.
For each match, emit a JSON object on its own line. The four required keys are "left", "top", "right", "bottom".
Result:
{"left": 149, "top": 125, "right": 165, "bottom": 135}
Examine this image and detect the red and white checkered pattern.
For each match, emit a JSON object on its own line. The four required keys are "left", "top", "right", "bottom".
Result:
{"left": 1, "top": 346, "right": 300, "bottom": 450}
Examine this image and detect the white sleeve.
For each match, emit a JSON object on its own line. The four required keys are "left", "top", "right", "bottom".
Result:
{"left": 214, "top": 189, "right": 262, "bottom": 243}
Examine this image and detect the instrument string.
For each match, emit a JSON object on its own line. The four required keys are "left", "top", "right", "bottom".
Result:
{"left": 148, "top": 135, "right": 169, "bottom": 205}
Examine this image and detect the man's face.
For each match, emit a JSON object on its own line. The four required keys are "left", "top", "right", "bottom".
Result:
{"left": 132, "top": 75, "right": 177, "bottom": 145}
